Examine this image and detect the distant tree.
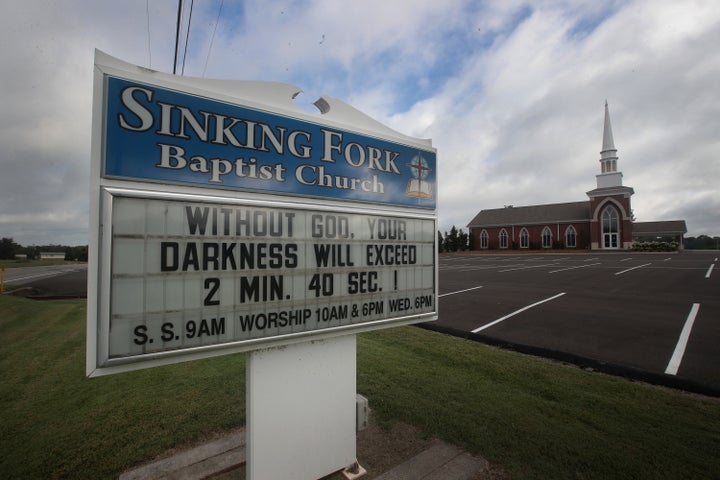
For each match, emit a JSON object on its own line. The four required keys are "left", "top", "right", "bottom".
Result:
{"left": 0, "top": 237, "right": 20, "bottom": 260}
{"left": 685, "top": 235, "right": 720, "bottom": 250}
{"left": 437, "top": 231, "right": 444, "bottom": 253}
{"left": 446, "top": 226, "right": 459, "bottom": 252}
{"left": 64, "top": 245, "right": 88, "bottom": 261}
{"left": 458, "top": 229, "right": 469, "bottom": 251}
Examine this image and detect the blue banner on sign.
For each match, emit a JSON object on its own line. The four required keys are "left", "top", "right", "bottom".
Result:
{"left": 104, "top": 77, "right": 436, "bottom": 208}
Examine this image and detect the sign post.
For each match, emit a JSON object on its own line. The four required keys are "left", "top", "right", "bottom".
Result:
{"left": 88, "top": 50, "right": 437, "bottom": 479}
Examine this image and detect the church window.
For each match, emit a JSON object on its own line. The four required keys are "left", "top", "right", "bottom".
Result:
{"left": 480, "top": 230, "right": 488, "bottom": 249}
{"left": 541, "top": 227, "right": 552, "bottom": 248}
{"left": 566, "top": 225, "right": 577, "bottom": 248}
{"left": 499, "top": 229, "right": 508, "bottom": 249}
{"left": 520, "top": 228, "right": 529, "bottom": 248}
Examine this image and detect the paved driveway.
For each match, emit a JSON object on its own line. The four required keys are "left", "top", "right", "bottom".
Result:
{"left": 3, "top": 264, "right": 88, "bottom": 297}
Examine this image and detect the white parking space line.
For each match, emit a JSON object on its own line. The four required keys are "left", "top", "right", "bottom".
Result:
{"left": 584, "top": 257, "right": 599, "bottom": 262}
{"left": 663, "top": 258, "right": 672, "bottom": 262}
{"left": 471, "top": 292, "right": 566, "bottom": 333}
{"left": 620, "top": 258, "right": 633, "bottom": 262}
{"left": 548, "top": 263, "right": 601, "bottom": 273}
{"left": 665, "top": 303, "right": 701, "bottom": 376}
{"left": 614, "top": 263, "right": 651, "bottom": 276}
{"left": 706, "top": 264, "right": 715, "bottom": 279}
{"left": 499, "top": 263, "right": 560, "bottom": 273}
{"left": 439, "top": 286, "right": 483, "bottom": 298}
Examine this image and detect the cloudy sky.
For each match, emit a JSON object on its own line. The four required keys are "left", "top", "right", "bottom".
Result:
{"left": 1, "top": 0, "right": 719, "bottom": 246}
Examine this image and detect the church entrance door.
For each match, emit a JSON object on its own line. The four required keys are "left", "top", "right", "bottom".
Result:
{"left": 603, "top": 232, "right": 618, "bottom": 248}
{"left": 602, "top": 206, "right": 620, "bottom": 249}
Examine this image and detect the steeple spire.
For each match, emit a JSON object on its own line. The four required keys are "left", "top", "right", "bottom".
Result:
{"left": 600, "top": 100, "right": 618, "bottom": 174}
{"left": 595, "top": 101, "right": 623, "bottom": 189}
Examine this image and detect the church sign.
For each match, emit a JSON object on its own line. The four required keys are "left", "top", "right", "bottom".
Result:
{"left": 104, "top": 76, "right": 435, "bottom": 208}
{"left": 87, "top": 51, "right": 437, "bottom": 376}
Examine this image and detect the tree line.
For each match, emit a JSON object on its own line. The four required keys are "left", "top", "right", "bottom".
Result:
{"left": 684, "top": 235, "right": 720, "bottom": 250}
{"left": 0, "top": 238, "right": 88, "bottom": 261}
{"left": 438, "top": 226, "right": 471, "bottom": 252}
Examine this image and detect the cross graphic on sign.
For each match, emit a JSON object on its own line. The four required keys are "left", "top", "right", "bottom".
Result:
{"left": 409, "top": 153, "right": 431, "bottom": 179}
{"left": 406, "top": 153, "right": 433, "bottom": 199}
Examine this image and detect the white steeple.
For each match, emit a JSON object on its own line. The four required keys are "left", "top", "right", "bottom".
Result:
{"left": 596, "top": 101, "right": 623, "bottom": 188}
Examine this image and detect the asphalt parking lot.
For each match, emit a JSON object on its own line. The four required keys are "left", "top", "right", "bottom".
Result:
{"left": 434, "top": 250, "right": 720, "bottom": 394}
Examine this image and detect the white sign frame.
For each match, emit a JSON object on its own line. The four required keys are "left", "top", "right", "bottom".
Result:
{"left": 90, "top": 186, "right": 436, "bottom": 375}
{"left": 87, "top": 51, "right": 437, "bottom": 377}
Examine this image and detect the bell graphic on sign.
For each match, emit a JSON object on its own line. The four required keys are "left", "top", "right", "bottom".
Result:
{"left": 406, "top": 153, "right": 433, "bottom": 199}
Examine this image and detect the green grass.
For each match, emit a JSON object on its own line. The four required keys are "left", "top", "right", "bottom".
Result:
{"left": 1, "top": 295, "right": 719, "bottom": 479}
{"left": 358, "top": 328, "right": 720, "bottom": 479}
{"left": 0, "top": 296, "right": 245, "bottom": 479}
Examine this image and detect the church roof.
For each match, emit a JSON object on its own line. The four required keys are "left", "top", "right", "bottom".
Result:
{"left": 632, "top": 220, "right": 687, "bottom": 235}
{"left": 467, "top": 201, "right": 590, "bottom": 228}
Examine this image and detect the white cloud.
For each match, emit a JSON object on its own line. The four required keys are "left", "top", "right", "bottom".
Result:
{"left": 1, "top": 0, "right": 719, "bottom": 246}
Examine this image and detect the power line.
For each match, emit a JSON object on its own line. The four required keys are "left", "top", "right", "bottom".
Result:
{"left": 145, "top": 0, "right": 152, "bottom": 68}
{"left": 203, "top": 0, "right": 225, "bottom": 77}
{"left": 173, "top": 0, "right": 183, "bottom": 74}
{"left": 181, "top": 0, "right": 195, "bottom": 75}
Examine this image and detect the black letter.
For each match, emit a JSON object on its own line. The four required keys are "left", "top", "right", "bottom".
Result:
{"left": 133, "top": 325, "right": 148, "bottom": 345}
{"left": 161, "top": 322, "right": 175, "bottom": 341}
{"left": 161, "top": 242, "right": 179, "bottom": 271}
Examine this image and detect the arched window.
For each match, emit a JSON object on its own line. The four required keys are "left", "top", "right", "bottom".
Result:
{"left": 480, "top": 230, "right": 488, "bottom": 249}
{"left": 542, "top": 227, "right": 552, "bottom": 248}
{"left": 602, "top": 206, "right": 619, "bottom": 248}
{"left": 566, "top": 225, "right": 577, "bottom": 248}
{"left": 519, "top": 228, "right": 529, "bottom": 248}
{"left": 499, "top": 229, "right": 508, "bottom": 249}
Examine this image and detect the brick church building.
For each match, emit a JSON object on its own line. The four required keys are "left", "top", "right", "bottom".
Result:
{"left": 468, "top": 103, "right": 687, "bottom": 251}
